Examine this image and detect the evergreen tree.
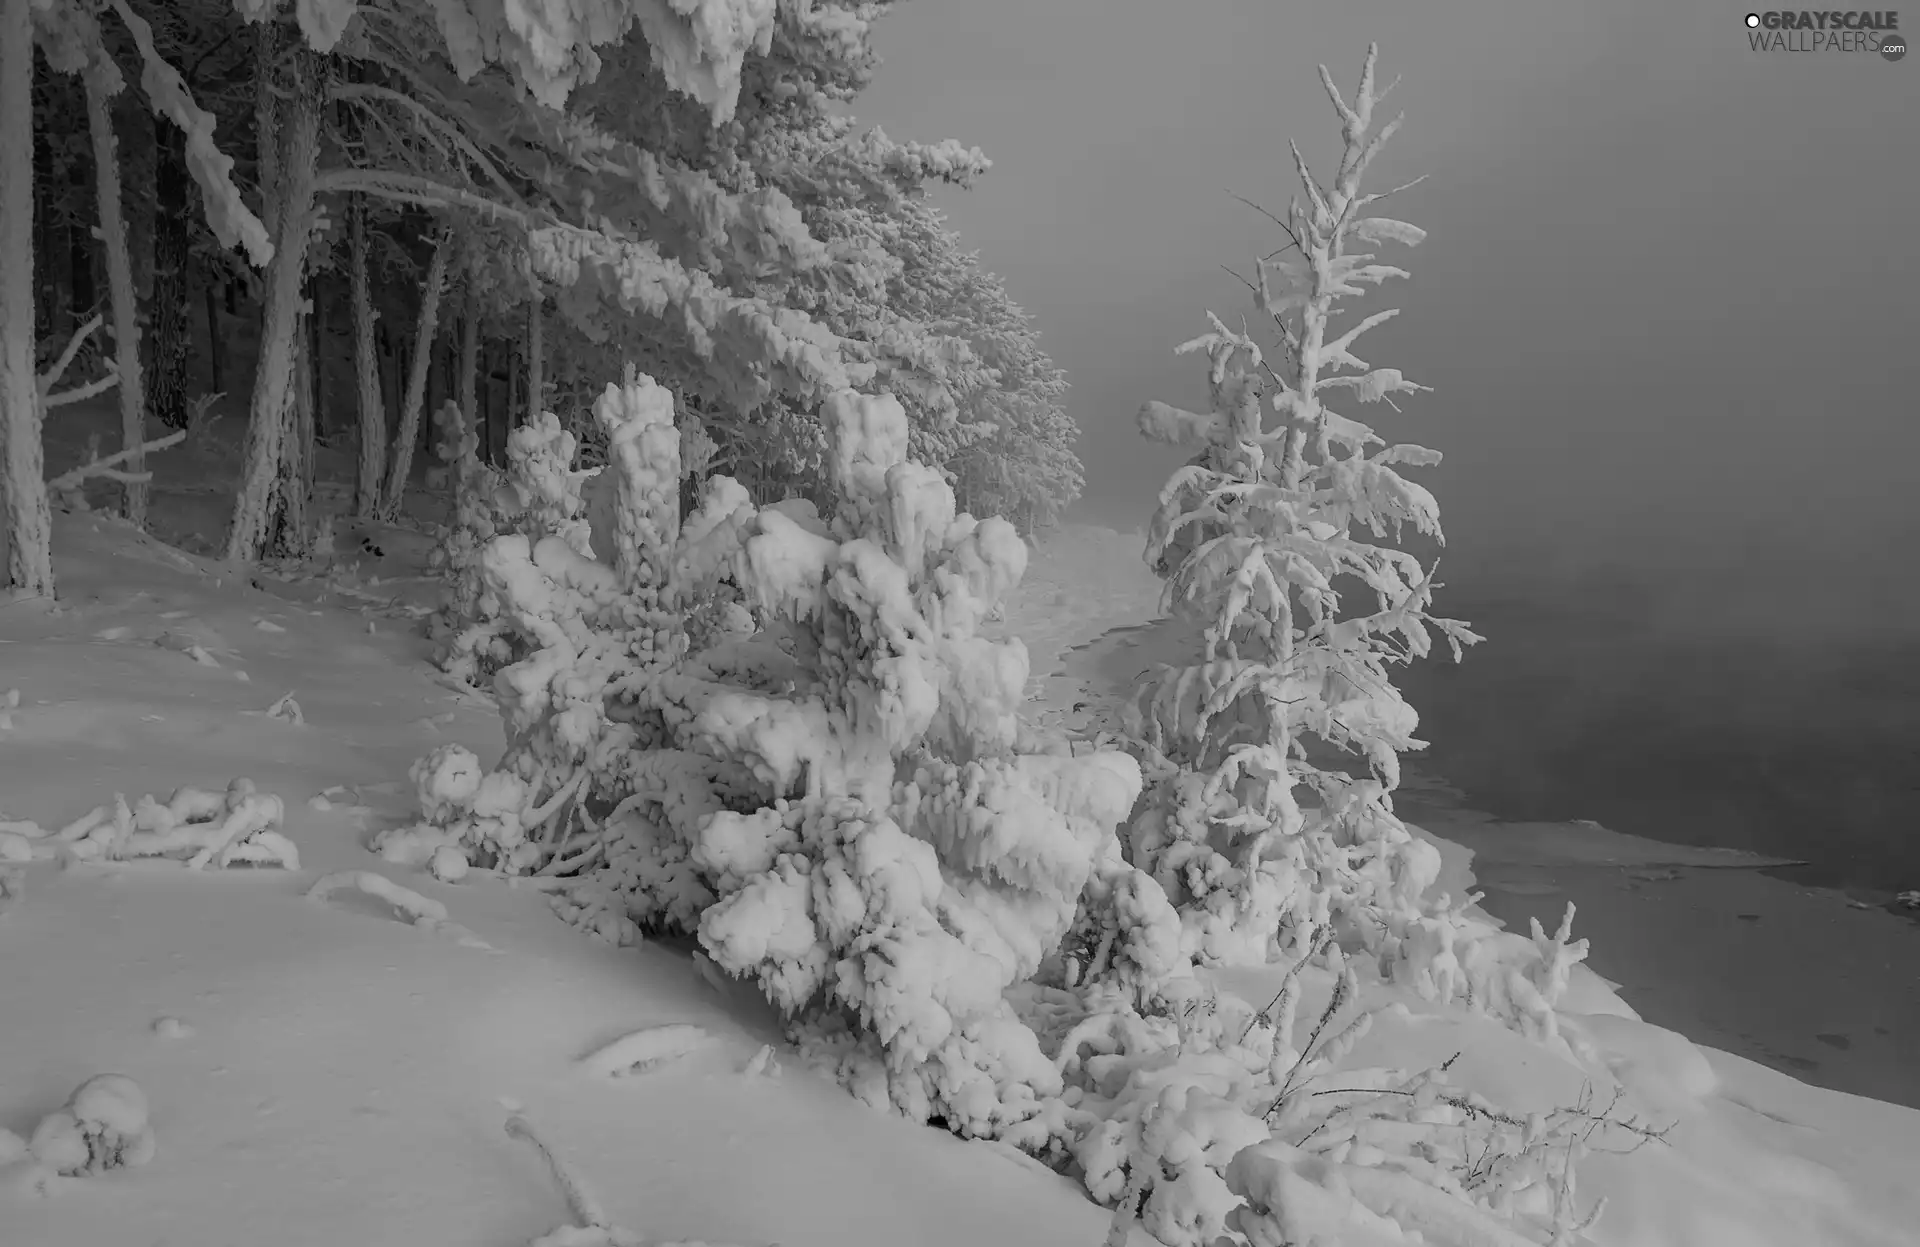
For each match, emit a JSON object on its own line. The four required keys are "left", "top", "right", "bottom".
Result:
{"left": 1125, "top": 45, "right": 1480, "bottom": 967}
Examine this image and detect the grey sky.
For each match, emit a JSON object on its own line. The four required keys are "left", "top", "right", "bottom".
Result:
{"left": 858, "top": 0, "right": 1917, "bottom": 620}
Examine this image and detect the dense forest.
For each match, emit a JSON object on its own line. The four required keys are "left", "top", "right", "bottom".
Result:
{"left": 0, "top": 0, "right": 1084, "bottom": 598}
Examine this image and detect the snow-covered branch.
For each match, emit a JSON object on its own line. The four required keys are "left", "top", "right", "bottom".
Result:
{"left": 35, "top": 314, "right": 106, "bottom": 400}
{"left": 326, "top": 81, "right": 527, "bottom": 213}
{"left": 41, "top": 368, "right": 119, "bottom": 411}
{"left": 104, "top": 0, "right": 273, "bottom": 266}
{"left": 46, "top": 429, "right": 185, "bottom": 492}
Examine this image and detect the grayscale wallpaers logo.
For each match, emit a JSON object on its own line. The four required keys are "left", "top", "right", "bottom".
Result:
{"left": 1745, "top": 10, "right": 1906, "bottom": 58}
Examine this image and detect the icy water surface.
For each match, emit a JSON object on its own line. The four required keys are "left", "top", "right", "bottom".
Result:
{"left": 1396, "top": 597, "right": 1920, "bottom": 897}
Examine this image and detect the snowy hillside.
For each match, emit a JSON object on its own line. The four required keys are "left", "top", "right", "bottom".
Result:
{"left": 2, "top": 505, "right": 1917, "bottom": 1247}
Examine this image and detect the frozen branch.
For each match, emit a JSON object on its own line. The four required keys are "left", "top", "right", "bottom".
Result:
{"left": 104, "top": 0, "right": 273, "bottom": 266}
{"left": 1321, "top": 308, "right": 1401, "bottom": 365}
{"left": 46, "top": 430, "right": 185, "bottom": 491}
{"left": 1351, "top": 174, "right": 1431, "bottom": 212}
{"left": 306, "top": 869, "right": 495, "bottom": 949}
{"left": 19, "top": 781, "right": 299, "bottom": 869}
{"left": 43, "top": 368, "right": 121, "bottom": 410}
{"left": 37, "top": 314, "right": 104, "bottom": 397}
{"left": 578, "top": 1024, "right": 714, "bottom": 1078}
{"left": 313, "top": 168, "right": 533, "bottom": 228}
{"left": 327, "top": 83, "right": 525, "bottom": 212}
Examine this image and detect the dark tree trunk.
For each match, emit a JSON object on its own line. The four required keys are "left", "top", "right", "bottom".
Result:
{"left": 147, "top": 122, "right": 192, "bottom": 428}
{"left": 67, "top": 146, "right": 95, "bottom": 318}
{"left": 31, "top": 68, "right": 59, "bottom": 345}
{"left": 116, "top": 87, "right": 155, "bottom": 306}
{"left": 203, "top": 280, "right": 222, "bottom": 392}
{"left": 508, "top": 344, "right": 521, "bottom": 434}
{"left": 480, "top": 342, "right": 496, "bottom": 464}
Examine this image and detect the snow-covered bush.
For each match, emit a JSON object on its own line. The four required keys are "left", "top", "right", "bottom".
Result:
{"left": 388, "top": 373, "right": 756, "bottom": 879}
{"left": 551, "top": 386, "right": 1148, "bottom": 1139}
{"left": 24, "top": 1074, "right": 155, "bottom": 1178}
{"left": 397, "top": 366, "right": 1158, "bottom": 1141}
{"left": 1123, "top": 46, "right": 1479, "bottom": 973}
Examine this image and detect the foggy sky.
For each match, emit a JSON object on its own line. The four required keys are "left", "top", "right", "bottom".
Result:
{"left": 858, "top": 0, "right": 1917, "bottom": 621}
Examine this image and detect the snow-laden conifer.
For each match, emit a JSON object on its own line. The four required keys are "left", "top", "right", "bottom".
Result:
{"left": 1126, "top": 43, "right": 1481, "bottom": 969}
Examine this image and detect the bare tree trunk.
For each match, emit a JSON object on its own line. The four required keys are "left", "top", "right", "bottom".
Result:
{"left": 225, "top": 37, "right": 321, "bottom": 566}
{"left": 377, "top": 226, "right": 451, "bottom": 521}
{"left": 425, "top": 325, "right": 441, "bottom": 419}
{"left": 82, "top": 49, "right": 149, "bottom": 530}
{"left": 0, "top": 0, "right": 50, "bottom": 595}
{"left": 276, "top": 305, "right": 314, "bottom": 555}
{"left": 526, "top": 289, "right": 543, "bottom": 423}
{"left": 308, "top": 287, "right": 325, "bottom": 440}
{"left": 349, "top": 194, "right": 385, "bottom": 517}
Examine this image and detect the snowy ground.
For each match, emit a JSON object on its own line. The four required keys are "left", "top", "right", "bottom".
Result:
{"left": 0, "top": 509, "right": 1131, "bottom": 1246}
{"left": 4, "top": 433, "right": 1920, "bottom": 1244}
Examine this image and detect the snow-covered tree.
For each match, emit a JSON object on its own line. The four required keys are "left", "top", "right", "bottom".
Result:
{"left": 392, "top": 362, "right": 1147, "bottom": 1141}
{"left": 1123, "top": 44, "right": 1480, "bottom": 968}
{"left": 211, "top": 0, "right": 792, "bottom": 563}
{"left": 530, "top": 2, "right": 1081, "bottom": 526}
{"left": 915, "top": 201, "right": 1084, "bottom": 533}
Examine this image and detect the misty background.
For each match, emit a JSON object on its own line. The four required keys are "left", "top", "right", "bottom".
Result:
{"left": 860, "top": 0, "right": 1920, "bottom": 888}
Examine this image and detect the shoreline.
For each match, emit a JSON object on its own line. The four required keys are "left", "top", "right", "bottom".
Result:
{"left": 1058, "top": 610, "right": 1920, "bottom": 1111}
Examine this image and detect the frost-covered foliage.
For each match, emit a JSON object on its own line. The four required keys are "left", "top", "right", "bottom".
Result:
{"left": 364, "top": 44, "right": 1642, "bottom": 1247}
{"left": 1035, "top": 934, "right": 1646, "bottom": 1247}
{"left": 659, "top": 391, "right": 1143, "bottom": 1135}
{"left": 519, "top": 2, "right": 1082, "bottom": 523}
{"left": 1124, "top": 45, "right": 1481, "bottom": 974}
{"left": 393, "top": 371, "right": 757, "bottom": 876}
{"left": 432, "top": 408, "right": 599, "bottom": 686}
{"left": 1003, "top": 49, "right": 1645, "bottom": 1246}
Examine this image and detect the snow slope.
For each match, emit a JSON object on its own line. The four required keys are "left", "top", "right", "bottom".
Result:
{"left": 3, "top": 508, "right": 1918, "bottom": 1247}
{"left": 0, "top": 511, "right": 1124, "bottom": 1246}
